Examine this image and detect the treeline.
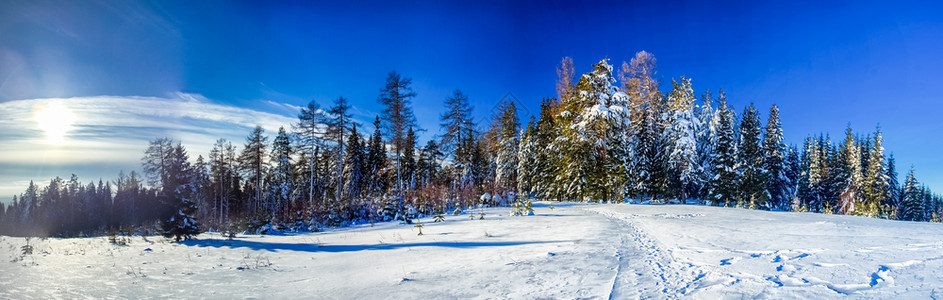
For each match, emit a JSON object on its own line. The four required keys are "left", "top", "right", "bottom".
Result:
{"left": 2, "top": 51, "right": 941, "bottom": 239}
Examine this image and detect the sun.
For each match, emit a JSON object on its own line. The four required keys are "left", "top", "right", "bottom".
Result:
{"left": 34, "top": 101, "right": 76, "bottom": 143}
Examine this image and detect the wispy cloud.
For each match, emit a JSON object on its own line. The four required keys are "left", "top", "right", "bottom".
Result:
{"left": 0, "top": 93, "right": 298, "bottom": 199}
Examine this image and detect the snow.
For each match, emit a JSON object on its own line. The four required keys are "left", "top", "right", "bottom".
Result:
{"left": 3, "top": 202, "right": 943, "bottom": 298}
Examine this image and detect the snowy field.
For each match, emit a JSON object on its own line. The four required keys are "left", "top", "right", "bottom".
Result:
{"left": 2, "top": 202, "right": 943, "bottom": 299}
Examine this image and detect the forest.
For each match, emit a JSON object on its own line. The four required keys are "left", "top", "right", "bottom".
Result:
{"left": 1, "top": 51, "right": 941, "bottom": 239}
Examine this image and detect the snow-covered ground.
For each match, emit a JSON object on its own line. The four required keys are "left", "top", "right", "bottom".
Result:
{"left": 2, "top": 202, "right": 943, "bottom": 299}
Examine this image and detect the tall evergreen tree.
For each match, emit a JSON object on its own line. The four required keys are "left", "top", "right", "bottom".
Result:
{"left": 378, "top": 71, "right": 418, "bottom": 219}
{"left": 708, "top": 96, "right": 738, "bottom": 206}
{"left": 239, "top": 126, "right": 269, "bottom": 215}
{"left": 784, "top": 145, "right": 801, "bottom": 211}
{"left": 737, "top": 103, "right": 765, "bottom": 208}
{"left": 517, "top": 117, "right": 538, "bottom": 199}
{"left": 326, "top": 96, "right": 354, "bottom": 208}
{"left": 417, "top": 139, "right": 442, "bottom": 187}
{"left": 293, "top": 100, "right": 326, "bottom": 205}
{"left": 900, "top": 167, "right": 924, "bottom": 221}
{"left": 402, "top": 127, "right": 418, "bottom": 188}
{"left": 269, "top": 127, "right": 293, "bottom": 217}
{"left": 560, "top": 58, "right": 627, "bottom": 202}
{"left": 665, "top": 77, "right": 698, "bottom": 203}
{"left": 862, "top": 127, "right": 889, "bottom": 217}
{"left": 534, "top": 98, "right": 561, "bottom": 201}
{"left": 160, "top": 143, "right": 200, "bottom": 241}
{"left": 694, "top": 90, "right": 715, "bottom": 201}
{"left": 885, "top": 153, "right": 901, "bottom": 218}
{"left": 142, "top": 137, "right": 175, "bottom": 191}
{"left": 366, "top": 116, "right": 388, "bottom": 196}
{"left": 343, "top": 125, "right": 367, "bottom": 220}
{"left": 494, "top": 100, "right": 521, "bottom": 199}
{"left": 763, "top": 105, "right": 788, "bottom": 210}
{"left": 836, "top": 126, "right": 862, "bottom": 215}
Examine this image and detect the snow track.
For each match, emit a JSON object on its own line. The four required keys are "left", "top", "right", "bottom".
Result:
{"left": 590, "top": 207, "right": 699, "bottom": 299}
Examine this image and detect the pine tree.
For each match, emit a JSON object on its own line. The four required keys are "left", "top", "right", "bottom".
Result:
{"left": 293, "top": 100, "right": 326, "bottom": 206}
{"left": 366, "top": 116, "right": 388, "bottom": 196}
{"left": 784, "top": 145, "right": 801, "bottom": 211}
{"left": 439, "top": 90, "right": 477, "bottom": 207}
{"left": 417, "top": 140, "right": 442, "bottom": 188}
{"left": 142, "top": 137, "right": 175, "bottom": 190}
{"left": 343, "top": 125, "right": 367, "bottom": 220}
{"left": 494, "top": 100, "right": 520, "bottom": 199}
{"left": 620, "top": 51, "right": 660, "bottom": 202}
{"left": 836, "top": 125, "right": 862, "bottom": 215}
{"left": 900, "top": 167, "right": 923, "bottom": 221}
{"left": 561, "top": 58, "right": 627, "bottom": 202}
{"left": 737, "top": 103, "right": 765, "bottom": 209}
{"left": 708, "top": 95, "right": 738, "bottom": 206}
{"left": 694, "top": 90, "right": 715, "bottom": 201}
{"left": 239, "top": 126, "right": 269, "bottom": 215}
{"left": 378, "top": 71, "right": 418, "bottom": 220}
{"left": 269, "top": 127, "right": 293, "bottom": 218}
{"left": 517, "top": 117, "right": 538, "bottom": 199}
{"left": 822, "top": 136, "right": 840, "bottom": 213}
{"left": 763, "top": 105, "right": 788, "bottom": 210}
{"left": 326, "top": 96, "right": 353, "bottom": 211}
{"left": 534, "top": 98, "right": 561, "bottom": 201}
{"left": 209, "top": 139, "right": 237, "bottom": 226}
{"left": 160, "top": 143, "right": 200, "bottom": 241}
{"left": 885, "top": 153, "right": 901, "bottom": 218}
{"left": 665, "top": 77, "right": 698, "bottom": 203}
{"left": 403, "top": 127, "right": 418, "bottom": 188}
{"left": 862, "top": 127, "right": 889, "bottom": 217}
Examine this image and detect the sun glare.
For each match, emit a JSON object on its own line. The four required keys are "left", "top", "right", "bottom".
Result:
{"left": 34, "top": 101, "right": 76, "bottom": 143}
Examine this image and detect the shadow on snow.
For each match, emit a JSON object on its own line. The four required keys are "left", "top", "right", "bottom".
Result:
{"left": 180, "top": 238, "right": 570, "bottom": 253}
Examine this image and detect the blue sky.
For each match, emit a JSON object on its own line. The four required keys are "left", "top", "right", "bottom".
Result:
{"left": 1, "top": 0, "right": 943, "bottom": 199}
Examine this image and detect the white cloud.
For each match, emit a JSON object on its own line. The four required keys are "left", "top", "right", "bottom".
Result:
{"left": 0, "top": 93, "right": 298, "bottom": 199}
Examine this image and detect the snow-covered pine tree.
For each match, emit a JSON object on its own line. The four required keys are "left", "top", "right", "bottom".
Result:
{"left": 762, "top": 105, "right": 788, "bottom": 210}
{"left": 377, "top": 71, "right": 418, "bottom": 221}
{"left": 269, "top": 127, "right": 293, "bottom": 218}
{"left": 160, "top": 143, "right": 200, "bottom": 242}
{"left": 494, "top": 100, "right": 520, "bottom": 201}
{"left": 326, "top": 96, "right": 353, "bottom": 212}
{"left": 836, "top": 125, "right": 862, "bottom": 215}
{"left": 784, "top": 145, "right": 801, "bottom": 211}
{"left": 517, "top": 117, "right": 537, "bottom": 199}
{"left": 620, "top": 51, "right": 660, "bottom": 203}
{"left": 343, "top": 125, "right": 367, "bottom": 220}
{"left": 694, "top": 90, "right": 715, "bottom": 201}
{"left": 417, "top": 140, "right": 442, "bottom": 188}
{"left": 821, "top": 136, "right": 840, "bottom": 213}
{"left": 209, "top": 139, "right": 237, "bottom": 227}
{"left": 862, "top": 127, "right": 889, "bottom": 217}
{"left": 805, "top": 135, "right": 827, "bottom": 213}
{"left": 737, "top": 103, "right": 765, "bottom": 209}
{"left": 293, "top": 100, "right": 327, "bottom": 206}
{"left": 884, "top": 153, "right": 901, "bottom": 218}
{"left": 512, "top": 117, "right": 536, "bottom": 216}
{"left": 534, "top": 98, "right": 561, "bottom": 201}
{"left": 239, "top": 126, "right": 269, "bottom": 216}
{"left": 708, "top": 95, "right": 738, "bottom": 206}
{"left": 564, "top": 57, "right": 629, "bottom": 202}
{"left": 439, "top": 90, "right": 476, "bottom": 205}
{"left": 366, "top": 116, "right": 388, "bottom": 197}
{"left": 402, "top": 127, "right": 418, "bottom": 189}
{"left": 665, "top": 77, "right": 698, "bottom": 203}
{"left": 899, "top": 167, "right": 923, "bottom": 221}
